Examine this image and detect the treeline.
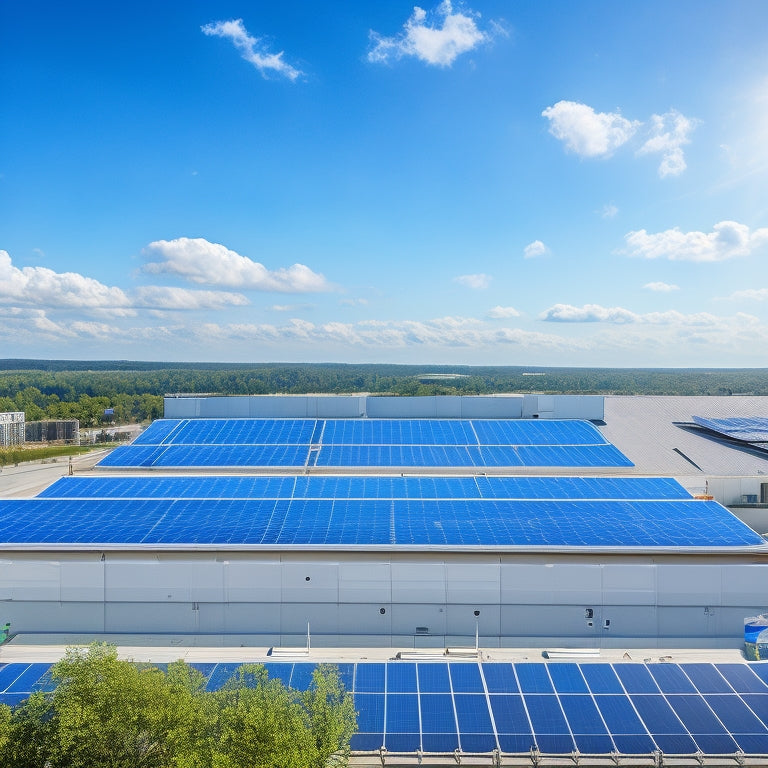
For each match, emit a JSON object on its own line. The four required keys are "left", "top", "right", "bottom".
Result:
{"left": 0, "top": 643, "right": 356, "bottom": 768}
{"left": 1, "top": 362, "right": 768, "bottom": 424}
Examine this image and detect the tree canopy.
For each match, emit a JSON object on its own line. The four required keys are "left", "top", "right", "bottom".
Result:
{"left": 2, "top": 362, "right": 768, "bottom": 425}
{"left": 0, "top": 643, "right": 356, "bottom": 768}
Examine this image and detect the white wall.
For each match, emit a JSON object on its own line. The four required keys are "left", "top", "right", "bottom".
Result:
{"left": 165, "top": 394, "right": 582, "bottom": 420}
{"left": 1, "top": 551, "right": 766, "bottom": 648}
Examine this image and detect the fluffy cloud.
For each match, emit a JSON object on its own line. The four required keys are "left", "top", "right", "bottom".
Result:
{"left": 453, "top": 273, "right": 491, "bottom": 289}
{"left": 643, "top": 282, "right": 679, "bottom": 292}
{"left": 523, "top": 240, "right": 548, "bottom": 259}
{"left": 201, "top": 19, "right": 302, "bottom": 81}
{"left": 541, "top": 101, "right": 638, "bottom": 157}
{"left": 132, "top": 286, "right": 249, "bottom": 310}
{"left": 725, "top": 288, "right": 768, "bottom": 301}
{"left": 637, "top": 110, "right": 698, "bottom": 177}
{"left": 487, "top": 305, "right": 521, "bottom": 318}
{"left": 367, "top": 1, "right": 493, "bottom": 67}
{"left": 196, "top": 315, "right": 570, "bottom": 351}
{"left": 0, "top": 250, "right": 254, "bottom": 317}
{"left": 543, "top": 102, "right": 697, "bottom": 175}
{"left": 0, "top": 249, "right": 133, "bottom": 315}
{"left": 624, "top": 221, "right": 768, "bottom": 262}
{"left": 540, "top": 303, "right": 725, "bottom": 326}
{"left": 600, "top": 204, "right": 618, "bottom": 219}
{"left": 143, "top": 238, "right": 333, "bottom": 292}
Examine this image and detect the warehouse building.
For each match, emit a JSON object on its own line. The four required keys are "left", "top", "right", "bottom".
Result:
{"left": 0, "top": 396, "right": 767, "bottom": 649}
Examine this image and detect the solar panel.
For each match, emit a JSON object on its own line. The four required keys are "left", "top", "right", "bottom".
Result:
{"left": 6, "top": 661, "right": 768, "bottom": 757}
{"left": 98, "top": 417, "right": 634, "bottom": 469}
{"left": 2, "top": 494, "right": 763, "bottom": 548}
{"left": 693, "top": 416, "right": 768, "bottom": 443}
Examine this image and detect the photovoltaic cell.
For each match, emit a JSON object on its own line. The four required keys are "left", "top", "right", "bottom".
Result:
{"left": 6, "top": 661, "right": 768, "bottom": 756}
{"left": 1, "top": 494, "right": 763, "bottom": 548}
{"left": 548, "top": 664, "right": 589, "bottom": 694}
{"left": 97, "top": 417, "right": 635, "bottom": 469}
{"left": 693, "top": 416, "right": 768, "bottom": 443}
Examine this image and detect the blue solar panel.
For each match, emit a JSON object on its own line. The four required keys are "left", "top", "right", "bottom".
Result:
{"left": 472, "top": 419, "right": 607, "bottom": 446}
{"left": 693, "top": 416, "right": 768, "bottom": 443}
{"left": 418, "top": 663, "right": 452, "bottom": 693}
{"left": 449, "top": 663, "right": 484, "bottom": 693}
{"left": 7, "top": 661, "right": 768, "bottom": 756}
{"left": 387, "top": 663, "right": 417, "bottom": 693}
{"left": 98, "top": 417, "right": 634, "bottom": 469}
{"left": 482, "top": 663, "right": 518, "bottom": 694}
{"left": 516, "top": 664, "right": 554, "bottom": 694}
{"left": 716, "top": 664, "right": 768, "bottom": 693}
{"left": 131, "top": 419, "right": 183, "bottom": 445}
{"left": 420, "top": 693, "right": 456, "bottom": 733}
{"left": 680, "top": 663, "right": 733, "bottom": 694}
{"left": 580, "top": 663, "right": 624, "bottom": 694}
{"left": 40, "top": 475, "right": 692, "bottom": 507}
{"left": 1, "top": 494, "right": 763, "bottom": 547}
{"left": 384, "top": 693, "right": 420, "bottom": 749}
{"left": 647, "top": 664, "right": 698, "bottom": 694}
{"left": 614, "top": 664, "right": 661, "bottom": 694}
{"left": 548, "top": 664, "right": 589, "bottom": 694}
{"left": 524, "top": 695, "right": 574, "bottom": 752}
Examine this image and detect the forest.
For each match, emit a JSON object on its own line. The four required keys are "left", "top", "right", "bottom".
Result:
{"left": 1, "top": 360, "right": 767, "bottom": 426}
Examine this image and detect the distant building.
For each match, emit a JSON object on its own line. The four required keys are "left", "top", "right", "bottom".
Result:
{"left": 0, "top": 412, "right": 25, "bottom": 447}
{"left": 24, "top": 420, "right": 79, "bottom": 444}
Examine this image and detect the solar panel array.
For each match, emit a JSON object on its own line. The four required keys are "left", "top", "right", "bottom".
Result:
{"left": 98, "top": 418, "right": 633, "bottom": 469}
{"left": 0, "top": 475, "right": 760, "bottom": 547}
{"left": 39, "top": 474, "right": 692, "bottom": 501}
{"left": 693, "top": 416, "right": 768, "bottom": 444}
{"left": 4, "top": 660, "right": 768, "bottom": 756}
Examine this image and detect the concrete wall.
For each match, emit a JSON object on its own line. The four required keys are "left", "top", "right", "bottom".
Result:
{"left": 1, "top": 551, "right": 765, "bottom": 648}
{"left": 521, "top": 395, "right": 604, "bottom": 420}
{"left": 163, "top": 394, "right": 605, "bottom": 421}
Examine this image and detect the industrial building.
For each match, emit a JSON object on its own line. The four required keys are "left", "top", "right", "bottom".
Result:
{"left": 0, "top": 394, "right": 767, "bottom": 648}
{"left": 0, "top": 411, "right": 24, "bottom": 447}
{"left": 24, "top": 419, "right": 79, "bottom": 444}
{"left": 2, "top": 393, "right": 768, "bottom": 765}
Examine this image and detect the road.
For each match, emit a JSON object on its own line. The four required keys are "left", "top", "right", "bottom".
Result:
{"left": 0, "top": 449, "right": 110, "bottom": 498}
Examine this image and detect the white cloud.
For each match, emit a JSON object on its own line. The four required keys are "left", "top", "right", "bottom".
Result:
{"left": 269, "top": 303, "right": 315, "bottom": 312}
{"left": 540, "top": 303, "right": 639, "bottom": 324}
{"left": 600, "top": 204, "right": 618, "bottom": 219}
{"left": 143, "top": 238, "right": 333, "bottom": 292}
{"left": 540, "top": 303, "right": 725, "bottom": 326}
{"left": 624, "top": 221, "right": 768, "bottom": 262}
{"left": 132, "top": 286, "right": 249, "bottom": 310}
{"left": 543, "top": 102, "right": 697, "bottom": 177}
{"left": 724, "top": 288, "right": 768, "bottom": 301}
{"left": 367, "top": 1, "right": 493, "bottom": 67}
{"left": 453, "top": 273, "right": 491, "bottom": 289}
{"left": 339, "top": 298, "right": 369, "bottom": 307}
{"left": 523, "top": 240, "right": 548, "bottom": 259}
{"left": 487, "top": 305, "right": 521, "bottom": 319}
{"left": 643, "top": 282, "right": 679, "bottom": 292}
{"left": 637, "top": 110, "right": 698, "bottom": 177}
{"left": 196, "top": 315, "right": 571, "bottom": 351}
{"left": 541, "top": 101, "right": 638, "bottom": 157}
{"left": 201, "top": 19, "right": 302, "bottom": 81}
{"left": 0, "top": 249, "right": 133, "bottom": 315}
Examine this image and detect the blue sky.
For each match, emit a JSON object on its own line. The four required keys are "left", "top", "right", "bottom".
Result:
{"left": 2, "top": 1, "right": 768, "bottom": 366}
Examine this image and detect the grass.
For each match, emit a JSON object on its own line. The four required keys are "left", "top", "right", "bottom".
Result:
{"left": 0, "top": 444, "right": 94, "bottom": 467}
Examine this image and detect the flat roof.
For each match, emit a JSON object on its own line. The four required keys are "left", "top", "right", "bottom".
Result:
{"left": 0, "top": 474, "right": 762, "bottom": 551}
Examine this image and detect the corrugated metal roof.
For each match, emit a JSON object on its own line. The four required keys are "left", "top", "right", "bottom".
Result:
{"left": 601, "top": 396, "right": 768, "bottom": 477}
